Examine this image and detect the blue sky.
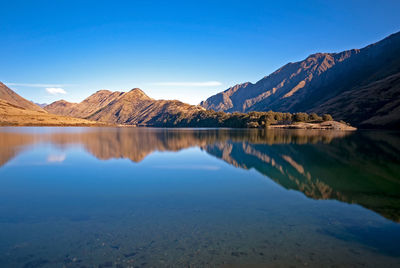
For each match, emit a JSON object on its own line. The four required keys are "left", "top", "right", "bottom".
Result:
{"left": 1, "top": 0, "right": 399, "bottom": 105}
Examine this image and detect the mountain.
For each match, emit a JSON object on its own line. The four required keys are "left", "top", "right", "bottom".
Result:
{"left": 201, "top": 31, "right": 400, "bottom": 128}
{"left": 45, "top": 88, "right": 353, "bottom": 128}
{"left": 0, "top": 83, "right": 106, "bottom": 126}
{"left": 45, "top": 90, "right": 123, "bottom": 118}
{"left": 0, "top": 82, "right": 45, "bottom": 112}
{"left": 45, "top": 88, "right": 205, "bottom": 125}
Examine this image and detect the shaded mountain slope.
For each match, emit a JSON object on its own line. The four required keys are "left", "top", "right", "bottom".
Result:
{"left": 312, "top": 72, "right": 400, "bottom": 128}
{"left": 201, "top": 31, "right": 400, "bottom": 128}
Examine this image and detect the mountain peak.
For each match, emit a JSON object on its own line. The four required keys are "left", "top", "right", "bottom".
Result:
{"left": 125, "top": 88, "right": 151, "bottom": 99}
{"left": 54, "top": 99, "right": 73, "bottom": 104}
{"left": 306, "top": 52, "right": 330, "bottom": 59}
{"left": 129, "top": 87, "right": 145, "bottom": 93}
{"left": 96, "top": 89, "right": 112, "bottom": 94}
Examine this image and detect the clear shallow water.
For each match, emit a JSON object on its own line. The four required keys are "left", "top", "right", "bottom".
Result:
{"left": 0, "top": 127, "right": 399, "bottom": 268}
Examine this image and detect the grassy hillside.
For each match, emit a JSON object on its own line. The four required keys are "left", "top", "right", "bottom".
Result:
{"left": 0, "top": 99, "right": 107, "bottom": 126}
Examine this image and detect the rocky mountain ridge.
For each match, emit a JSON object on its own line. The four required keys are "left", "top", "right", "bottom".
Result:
{"left": 45, "top": 88, "right": 205, "bottom": 125}
{"left": 201, "top": 31, "right": 400, "bottom": 128}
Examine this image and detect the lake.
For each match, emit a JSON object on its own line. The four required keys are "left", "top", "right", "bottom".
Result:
{"left": 0, "top": 127, "right": 399, "bottom": 267}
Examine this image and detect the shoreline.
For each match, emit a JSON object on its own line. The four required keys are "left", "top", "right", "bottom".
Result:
{"left": 267, "top": 121, "right": 357, "bottom": 131}
{"left": 0, "top": 122, "right": 357, "bottom": 130}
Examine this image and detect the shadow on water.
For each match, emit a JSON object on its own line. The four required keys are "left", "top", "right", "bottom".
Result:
{"left": 318, "top": 223, "right": 400, "bottom": 256}
{"left": 0, "top": 127, "right": 399, "bottom": 223}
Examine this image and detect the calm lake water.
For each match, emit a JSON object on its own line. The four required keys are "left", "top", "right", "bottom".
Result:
{"left": 0, "top": 127, "right": 399, "bottom": 267}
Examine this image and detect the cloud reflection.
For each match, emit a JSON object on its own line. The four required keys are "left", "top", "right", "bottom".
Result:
{"left": 47, "top": 153, "right": 66, "bottom": 163}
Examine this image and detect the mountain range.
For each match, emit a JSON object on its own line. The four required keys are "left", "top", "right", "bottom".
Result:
{"left": 200, "top": 31, "right": 400, "bottom": 128}
{"left": 0, "top": 31, "right": 399, "bottom": 128}
{"left": 44, "top": 88, "right": 205, "bottom": 125}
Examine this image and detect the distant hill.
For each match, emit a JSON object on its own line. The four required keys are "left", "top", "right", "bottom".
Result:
{"left": 45, "top": 88, "right": 205, "bottom": 125}
{"left": 34, "top": 102, "right": 48, "bottom": 108}
{"left": 0, "top": 82, "right": 44, "bottom": 112}
{"left": 201, "top": 31, "right": 400, "bottom": 129}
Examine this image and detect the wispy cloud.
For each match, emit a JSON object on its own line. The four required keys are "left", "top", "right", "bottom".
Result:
{"left": 46, "top": 87, "right": 67, "bottom": 95}
{"left": 150, "top": 81, "right": 222, "bottom": 87}
{"left": 6, "top": 82, "right": 70, "bottom": 88}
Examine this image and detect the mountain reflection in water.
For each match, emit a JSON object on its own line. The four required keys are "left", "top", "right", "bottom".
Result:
{"left": 0, "top": 127, "right": 399, "bottom": 222}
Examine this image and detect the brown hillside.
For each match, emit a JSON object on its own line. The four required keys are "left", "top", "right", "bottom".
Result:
{"left": 45, "top": 88, "right": 205, "bottom": 125}
{"left": 0, "top": 99, "right": 106, "bottom": 126}
{"left": 0, "top": 82, "right": 45, "bottom": 112}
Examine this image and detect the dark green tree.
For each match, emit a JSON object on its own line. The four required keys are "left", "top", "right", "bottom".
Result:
{"left": 294, "top": 113, "right": 309, "bottom": 122}
{"left": 309, "top": 113, "right": 322, "bottom": 121}
{"left": 322, "top": 114, "right": 333, "bottom": 121}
